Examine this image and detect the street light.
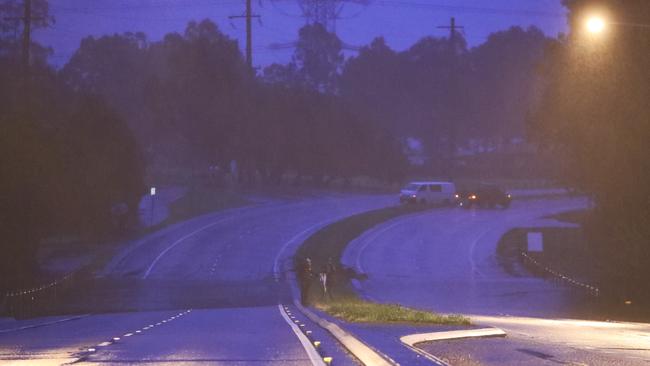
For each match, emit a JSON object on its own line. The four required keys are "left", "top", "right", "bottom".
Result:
{"left": 586, "top": 16, "right": 607, "bottom": 34}
{"left": 584, "top": 13, "right": 650, "bottom": 36}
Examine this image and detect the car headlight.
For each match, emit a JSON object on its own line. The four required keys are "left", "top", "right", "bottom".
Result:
{"left": 469, "top": 194, "right": 477, "bottom": 200}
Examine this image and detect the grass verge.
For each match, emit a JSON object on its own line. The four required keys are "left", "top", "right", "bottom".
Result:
{"left": 296, "top": 203, "right": 471, "bottom": 325}
{"left": 315, "top": 299, "right": 470, "bottom": 325}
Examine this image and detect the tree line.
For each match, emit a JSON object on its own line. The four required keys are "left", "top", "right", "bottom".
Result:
{"left": 531, "top": 0, "right": 650, "bottom": 301}
{"left": 60, "top": 20, "right": 551, "bottom": 183}
{"left": 0, "top": 0, "right": 562, "bottom": 286}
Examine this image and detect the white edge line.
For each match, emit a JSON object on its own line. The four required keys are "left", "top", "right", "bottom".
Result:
{"left": 273, "top": 218, "right": 345, "bottom": 278}
{"left": 142, "top": 219, "right": 231, "bottom": 278}
{"left": 144, "top": 201, "right": 303, "bottom": 278}
{"left": 402, "top": 341, "right": 450, "bottom": 366}
{"left": 278, "top": 304, "right": 326, "bottom": 366}
{"left": 0, "top": 314, "right": 90, "bottom": 334}
{"left": 354, "top": 219, "right": 412, "bottom": 273}
{"left": 296, "top": 301, "right": 395, "bottom": 366}
{"left": 273, "top": 214, "right": 395, "bottom": 366}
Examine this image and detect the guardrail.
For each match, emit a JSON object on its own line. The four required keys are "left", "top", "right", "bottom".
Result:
{"left": 521, "top": 251, "right": 600, "bottom": 296}
{"left": 1, "top": 270, "right": 80, "bottom": 319}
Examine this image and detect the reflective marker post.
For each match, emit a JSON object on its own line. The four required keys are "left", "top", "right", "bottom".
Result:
{"left": 150, "top": 187, "right": 156, "bottom": 226}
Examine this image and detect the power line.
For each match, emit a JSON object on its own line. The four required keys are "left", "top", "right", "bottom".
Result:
{"left": 377, "top": 1, "right": 565, "bottom": 18}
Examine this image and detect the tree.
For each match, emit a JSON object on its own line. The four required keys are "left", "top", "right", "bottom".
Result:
{"left": 530, "top": 0, "right": 650, "bottom": 299}
{"left": 293, "top": 23, "right": 343, "bottom": 93}
{"left": 0, "top": 60, "right": 144, "bottom": 288}
{"left": 470, "top": 26, "right": 549, "bottom": 141}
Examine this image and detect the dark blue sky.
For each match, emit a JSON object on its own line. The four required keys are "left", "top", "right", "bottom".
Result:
{"left": 36, "top": 0, "right": 568, "bottom": 68}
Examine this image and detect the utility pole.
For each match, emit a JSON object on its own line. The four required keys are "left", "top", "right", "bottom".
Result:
{"left": 437, "top": 17, "right": 464, "bottom": 179}
{"left": 5, "top": 0, "right": 40, "bottom": 72}
{"left": 229, "top": 0, "right": 260, "bottom": 70}
{"left": 21, "top": 0, "right": 32, "bottom": 71}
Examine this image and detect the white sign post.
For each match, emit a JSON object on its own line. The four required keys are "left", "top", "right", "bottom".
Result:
{"left": 149, "top": 187, "right": 156, "bottom": 226}
{"left": 527, "top": 232, "right": 544, "bottom": 252}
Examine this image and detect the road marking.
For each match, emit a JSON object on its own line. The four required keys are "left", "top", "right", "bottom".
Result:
{"left": 143, "top": 201, "right": 306, "bottom": 278}
{"left": 0, "top": 314, "right": 90, "bottom": 334}
{"left": 273, "top": 218, "right": 343, "bottom": 281}
{"left": 143, "top": 217, "right": 237, "bottom": 278}
{"left": 352, "top": 211, "right": 435, "bottom": 274}
{"left": 296, "top": 301, "right": 395, "bottom": 366}
{"left": 278, "top": 304, "right": 326, "bottom": 366}
{"left": 355, "top": 219, "right": 412, "bottom": 274}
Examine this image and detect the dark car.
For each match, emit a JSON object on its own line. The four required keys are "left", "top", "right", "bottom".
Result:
{"left": 458, "top": 185, "right": 512, "bottom": 208}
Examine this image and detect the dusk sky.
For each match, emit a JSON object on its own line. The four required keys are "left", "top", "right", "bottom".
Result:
{"left": 36, "top": 0, "right": 569, "bottom": 69}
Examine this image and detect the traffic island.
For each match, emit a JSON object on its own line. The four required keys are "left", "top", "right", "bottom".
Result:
{"left": 294, "top": 203, "right": 469, "bottom": 326}
{"left": 315, "top": 300, "right": 469, "bottom": 326}
{"left": 291, "top": 204, "right": 483, "bottom": 366}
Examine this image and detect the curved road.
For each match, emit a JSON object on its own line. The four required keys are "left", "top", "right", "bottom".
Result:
{"left": 343, "top": 197, "right": 588, "bottom": 317}
{"left": 0, "top": 193, "right": 395, "bottom": 365}
{"left": 343, "top": 197, "right": 650, "bottom": 365}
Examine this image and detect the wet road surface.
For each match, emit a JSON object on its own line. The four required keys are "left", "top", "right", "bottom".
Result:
{"left": 342, "top": 197, "right": 650, "bottom": 364}
{"left": 0, "top": 193, "right": 395, "bottom": 365}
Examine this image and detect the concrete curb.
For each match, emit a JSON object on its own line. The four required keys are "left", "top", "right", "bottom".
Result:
{"left": 400, "top": 327, "right": 506, "bottom": 345}
{"left": 277, "top": 229, "right": 396, "bottom": 366}
{"left": 295, "top": 301, "right": 396, "bottom": 366}
{"left": 400, "top": 328, "right": 506, "bottom": 366}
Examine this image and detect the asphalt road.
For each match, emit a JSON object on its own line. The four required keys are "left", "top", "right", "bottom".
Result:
{"left": 3, "top": 194, "right": 648, "bottom": 365}
{"left": 0, "top": 193, "right": 395, "bottom": 365}
{"left": 343, "top": 197, "right": 590, "bottom": 317}
{"left": 342, "top": 197, "right": 650, "bottom": 365}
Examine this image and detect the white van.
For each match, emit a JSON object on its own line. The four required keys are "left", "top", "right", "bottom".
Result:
{"left": 399, "top": 181, "right": 456, "bottom": 205}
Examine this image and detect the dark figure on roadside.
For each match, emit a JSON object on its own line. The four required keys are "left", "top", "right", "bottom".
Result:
{"left": 298, "top": 257, "right": 313, "bottom": 305}
{"left": 325, "top": 257, "right": 337, "bottom": 299}
{"left": 319, "top": 266, "right": 333, "bottom": 301}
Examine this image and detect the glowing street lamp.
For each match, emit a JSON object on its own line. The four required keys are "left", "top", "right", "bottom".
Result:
{"left": 585, "top": 16, "right": 606, "bottom": 34}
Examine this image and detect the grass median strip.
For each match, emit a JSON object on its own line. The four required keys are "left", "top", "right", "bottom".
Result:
{"left": 315, "top": 300, "right": 470, "bottom": 325}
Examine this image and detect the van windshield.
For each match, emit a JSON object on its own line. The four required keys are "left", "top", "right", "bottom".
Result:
{"left": 404, "top": 184, "right": 419, "bottom": 191}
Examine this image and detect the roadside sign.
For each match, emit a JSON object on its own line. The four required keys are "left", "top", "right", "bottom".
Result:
{"left": 527, "top": 232, "right": 544, "bottom": 252}
{"left": 150, "top": 187, "right": 156, "bottom": 196}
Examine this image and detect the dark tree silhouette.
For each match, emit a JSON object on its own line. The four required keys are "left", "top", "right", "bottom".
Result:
{"left": 293, "top": 23, "right": 343, "bottom": 93}
{"left": 530, "top": 0, "right": 650, "bottom": 299}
